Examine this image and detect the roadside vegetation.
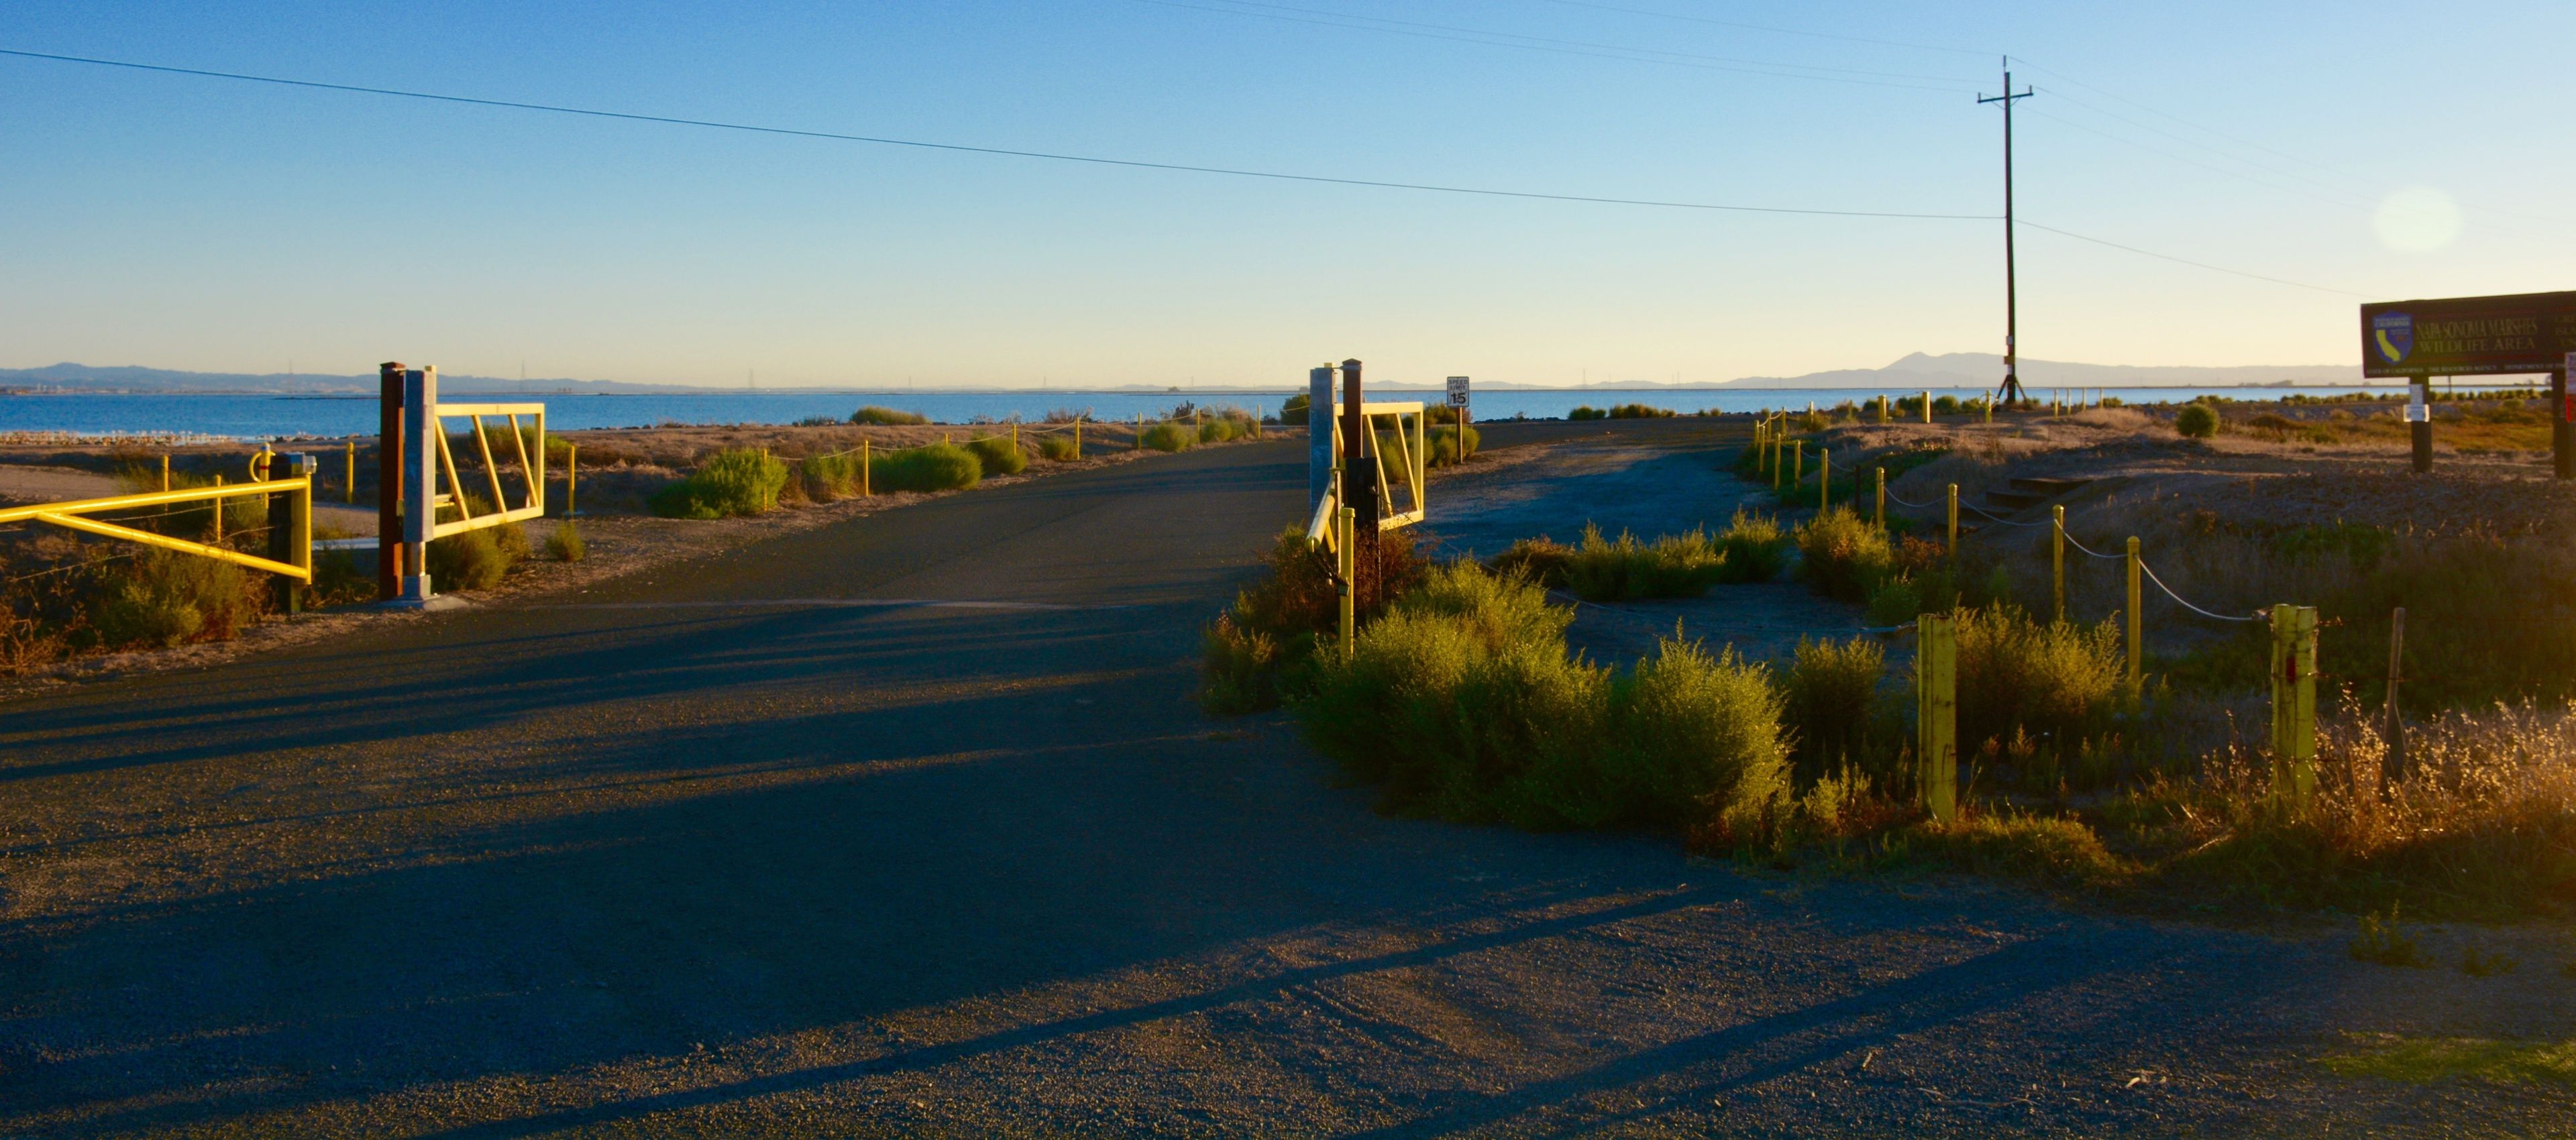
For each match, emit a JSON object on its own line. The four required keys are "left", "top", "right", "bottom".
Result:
{"left": 849, "top": 406, "right": 930, "bottom": 426}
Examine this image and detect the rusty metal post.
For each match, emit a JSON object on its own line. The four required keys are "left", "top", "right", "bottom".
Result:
{"left": 1340, "top": 359, "right": 1380, "bottom": 612}
{"left": 377, "top": 362, "right": 405, "bottom": 600}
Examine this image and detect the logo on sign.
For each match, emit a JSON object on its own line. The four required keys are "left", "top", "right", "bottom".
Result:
{"left": 2372, "top": 311, "right": 2414, "bottom": 364}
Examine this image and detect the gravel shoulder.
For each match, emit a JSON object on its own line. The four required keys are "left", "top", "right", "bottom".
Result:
{"left": 0, "top": 423, "right": 2565, "bottom": 1137}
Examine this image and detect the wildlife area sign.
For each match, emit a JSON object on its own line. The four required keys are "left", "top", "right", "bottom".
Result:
{"left": 2359, "top": 290, "right": 2576, "bottom": 378}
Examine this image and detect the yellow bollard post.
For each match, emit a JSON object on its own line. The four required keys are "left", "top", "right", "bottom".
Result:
{"left": 1338, "top": 505, "right": 1357, "bottom": 660}
{"left": 1012, "top": 421, "right": 1020, "bottom": 455}
{"left": 1921, "top": 390, "right": 1932, "bottom": 424}
{"left": 1790, "top": 441, "right": 1803, "bottom": 493}
{"left": 212, "top": 474, "right": 225, "bottom": 542}
{"left": 1073, "top": 416, "right": 1083, "bottom": 457}
{"left": 161, "top": 454, "right": 171, "bottom": 494}
{"left": 1819, "top": 448, "right": 1830, "bottom": 512}
{"left": 345, "top": 439, "right": 357, "bottom": 503}
{"left": 1878, "top": 394, "right": 1889, "bottom": 424}
{"left": 2125, "top": 536, "right": 2143, "bottom": 694}
{"left": 1947, "top": 483, "right": 1960, "bottom": 555}
{"left": 2051, "top": 504, "right": 2067, "bottom": 624}
{"left": 2269, "top": 604, "right": 2320, "bottom": 808}
{"left": 1917, "top": 612, "right": 1957, "bottom": 822}
{"left": 1875, "top": 466, "right": 1886, "bottom": 530}
{"left": 861, "top": 438, "right": 871, "bottom": 496}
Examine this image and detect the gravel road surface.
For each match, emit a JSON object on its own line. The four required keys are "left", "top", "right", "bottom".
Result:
{"left": 1, "top": 423, "right": 2565, "bottom": 1137}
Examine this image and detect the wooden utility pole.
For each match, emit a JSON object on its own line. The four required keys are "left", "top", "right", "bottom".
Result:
{"left": 1980, "top": 62, "right": 2034, "bottom": 408}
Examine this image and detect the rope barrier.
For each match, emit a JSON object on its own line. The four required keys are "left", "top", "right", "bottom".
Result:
{"left": 2137, "top": 557, "right": 2263, "bottom": 623}
{"left": 2058, "top": 529, "right": 2127, "bottom": 561}
{"left": 1884, "top": 488, "right": 1935, "bottom": 510}
{"left": 1959, "top": 501, "right": 2050, "bottom": 527}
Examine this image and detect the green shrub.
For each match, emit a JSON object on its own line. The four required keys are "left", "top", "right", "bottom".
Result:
{"left": 1198, "top": 418, "right": 1242, "bottom": 444}
{"left": 1568, "top": 406, "right": 1607, "bottom": 421}
{"left": 1607, "top": 404, "right": 1676, "bottom": 419}
{"left": 649, "top": 449, "right": 790, "bottom": 518}
{"left": 965, "top": 435, "right": 1029, "bottom": 476}
{"left": 1606, "top": 635, "right": 1792, "bottom": 840}
{"left": 545, "top": 521, "right": 585, "bottom": 562}
{"left": 869, "top": 443, "right": 983, "bottom": 492}
{"left": 1951, "top": 603, "right": 2125, "bottom": 758}
{"left": 1716, "top": 511, "right": 1789, "bottom": 583}
{"left": 1790, "top": 410, "right": 1830, "bottom": 433}
{"left": 1562, "top": 524, "right": 1726, "bottom": 602}
{"left": 1400, "top": 559, "right": 1575, "bottom": 650}
{"left": 796, "top": 451, "right": 865, "bottom": 500}
{"left": 1865, "top": 575, "right": 1921, "bottom": 626}
{"left": 1037, "top": 434, "right": 1081, "bottom": 461}
{"left": 1489, "top": 537, "right": 1574, "bottom": 588}
{"left": 851, "top": 406, "right": 929, "bottom": 426}
{"left": 1794, "top": 506, "right": 1895, "bottom": 602}
{"left": 1430, "top": 425, "right": 1480, "bottom": 466}
{"left": 1933, "top": 395, "right": 1962, "bottom": 414}
{"left": 1201, "top": 614, "right": 1282, "bottom": 714}
{"left": 1781, "top": 634, "right": 1886, "bottom": 779}
{"left": 1142, "top": 422, "right": 1195, "bottom": 452}
{"left": 427, "top": 528, "right": 508, "bottom": 590}
{"left": 2176, "top": 404, "right": 2219, "bottom": 438}
{"left": 1279, "top": 393, "right": 1311, "bottom": 426}
{"left": 89, "top": 550, "right": 256, "bottom": 648}
{"left": 1895, "top": 811, "right": 2127, "bottom": 885}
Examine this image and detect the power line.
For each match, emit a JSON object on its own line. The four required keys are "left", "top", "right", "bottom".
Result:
{"left": 1137, "top": 0, "right": 1984, "bottom": 90}
{"left": 0, "top": 46, "right": 1991, "bottom": 219}
{"left": 1534, "top": 0, "right": 1995, "bottom": 58}
{"left": 0, "top": 46, "right": 2381, "bottom": 296}
{"left": 2016, "top": 220, "right": 2373, "bottom": 298}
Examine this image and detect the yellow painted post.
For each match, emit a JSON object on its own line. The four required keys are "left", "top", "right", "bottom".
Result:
{"left": 1073, "top": 416, "right": 1083, "bottom": 457}
{"left": 2269, "top": 604, "right": 2320, "bottom": 808}
{"left": 2125, "top": 536, "right": 2143, "bottom": 694}
{"left": 1337, "top": 504, "right": 1356, "bottom": 659}
{"left": 1818, "top": 448, "right": 1830, "bottom": 512}
{"left": 2051, "top": 504, "right": 2066, "bottom": 624}
{"left": 1012, "top": 422, "right": 1020, "bottom": 455}
{"left": 1878, "top": 394, "right": 1889, "bottom": 424}
{"left": 1921, "top": 390, "right": 1932, "bottom": 424}
{"left": 861, "top": 438, "right": 871, "bottom": 496}
{"left": 345, "top": 440, "right": 357, "bottom": 503}
{"left": 211, "top": 474, "right": 224, "bottom": 542}
{"left": 1874, "top": 466, "right": 1886, "bottom": 529}
{"left": 566, "top": 443, "right": 578, "bottom": 516}
{"left": 1946, "top": 483, "right": 1959, "bottom": 555}
{"left": 160, "top": 454, "right": 170, "bottom": 493}
{"left": 1917, "top": 612, "right": 1957, "bottom": 822}
{"left": 1790, "top": 441, "right": 1803, "bottom": 491}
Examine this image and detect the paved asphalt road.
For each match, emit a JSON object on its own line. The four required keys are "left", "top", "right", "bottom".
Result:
{"left": 0, "top": 427, "right": 2561, "bottom": 1137}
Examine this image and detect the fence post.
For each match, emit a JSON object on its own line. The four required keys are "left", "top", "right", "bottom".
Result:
{"left": 1338, "top": 504, "right": 1356, "bottom": 660}
{"left": 1874, "top": 466, "right": 1886, "bottom": 529}
{"left": 1012, "top": 421, "right": 1020, "bottom": 455}
{"left": 1878, "top": 394, "right": 1888, "bottom": 424}
{"left": 1921, "top": 390, "right": 1932, "bottom": 424}
{"left": 268, "top": 456, "right": 309, "bottom": 615}
{"left": 2383, "top": 606, "right": 2408, "bottom": 787}
{"left": 2269, "top": 603, "right": 2319, "bottom": 808}
{"left": 212, "top": 474, "right": 224, "bottom": 543}
{"left": 2051, "top": 504, "right": 2066, "bottom": 624}
{"left": 1819, "top": 448, "right": 1830, "bottom": 512}
{"left": 1917, "top": 612, "right": 1957, "bottom": 822}
{"left": 345, "top": 440, "right": 356, "bottom": 503}
{"left": 1946, "top": 483, "right": 1959, "bottom": 555}
{"left": 860, "top": 438, "right": 871, "bottom": 497}
{"left": 1790, "top": 441, "right": 1803, "bottom": 492}
{"left": 2125, "top": 536, "right": 2142, "bottom": 694}
{"left": 160, "top": 453, "right": 170, "bottom": 494}
{"left": 566, "top": 443, "right": 578, "bottom": 516}
{"left": 1075, "top": 414, "right": 1083, "bottom": 457}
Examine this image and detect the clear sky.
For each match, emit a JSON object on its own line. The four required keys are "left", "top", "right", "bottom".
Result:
{"left": 1, "top": 1, "right": 2569, "bottom": 388}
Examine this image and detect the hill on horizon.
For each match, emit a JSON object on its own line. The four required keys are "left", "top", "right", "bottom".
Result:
{"left": 1, "top": 352, "right": 2371, "bottom": 395}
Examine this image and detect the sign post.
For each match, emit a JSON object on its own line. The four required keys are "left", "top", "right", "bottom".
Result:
{"left": 2361, "top": 291, "right": 2576, "bottom": 479}
{"left": 1446, "top": 376, "right": 1470, "bottom": 449}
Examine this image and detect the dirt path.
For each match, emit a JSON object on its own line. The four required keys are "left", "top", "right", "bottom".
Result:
{"left": 0, "top": 425, "right": 2565, "bottom": 1137}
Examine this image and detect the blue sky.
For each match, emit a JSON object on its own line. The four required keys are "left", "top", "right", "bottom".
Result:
{"left": 1, "top": 1, "right": 2569, "bottom": 388}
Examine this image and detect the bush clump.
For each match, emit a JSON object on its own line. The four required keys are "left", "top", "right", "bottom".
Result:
{"left": 1295, "top": 562, "right": 1788, "bottom": 835}
{"left": 427, "top": 527, "right": 513, "bottom": 590}
{"left": 1607, "top": 404, "right": 1676, "bottom": 419}
{"left": 1201, "top": 526, "right": 1431, "bottom": 711}
{"left": 1780, "top": 634, "right": 1888, "bottom": 780}
{"left": 1199, "top": 418, "right": 1245, "bottom": 445}
{"left": 1142, "top": 422, "right": 1196, "bottom": 452}
{"left": 1951, "top": 602, "right": 2126, "bottom": 759}
{"left": 89, "top": 550, "right": 257, "bottom": 649}
{"left": 1430, "top": 424, "right": 1480, "bottom": 466}
{"left": 545, "top": 521, "right": 585, "bottom": 562}
{"left": 1794, "top": 506, "right": 1895, "bottom": 602}
{"left": 965, "top": 435, "right": 1028, "bottom": 476}
{"left": 1037, "top": 434, "right": 1081, "bottom": 461}
{"left": 796, "top": 451, "right": 865, "bottom": 500}
{"left": 1568, "top": 406, "right": 1607, "bottom": 421}
{"left": 869, "top": 443, "right": 983, "bottom": 492}
{"left": 649, "top": 449, "right": 790, "bottom": 518}
{"left": 1279, "top": 394, "right": 1311, "bottom": 425}
{"left": 851, "top": 406, "right": 929, "bottom": 426}
{"left": 2176, "top": 404, "right": 2219, "bottom": 438}
{"left": 1562, "top": 524, "right": 1727, "bottom": 602}
{"left": 1716, "top": 511, "right": 1789, "bottom": 583}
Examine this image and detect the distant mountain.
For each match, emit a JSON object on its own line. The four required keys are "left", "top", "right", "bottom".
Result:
{"left": 2, "top": 352, "right": 2371, "bottom": 396}
{"left": 1717, "top": 352, "right": 2361, "bottom": 391}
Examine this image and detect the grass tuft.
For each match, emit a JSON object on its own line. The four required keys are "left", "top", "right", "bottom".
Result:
{"left": 850, "top": 406, "right": 929, "bottom": 426}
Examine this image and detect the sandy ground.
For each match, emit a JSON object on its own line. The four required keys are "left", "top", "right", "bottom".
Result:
{"left": 1419, "top": 429, "right": 1870, "bottom": 667}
